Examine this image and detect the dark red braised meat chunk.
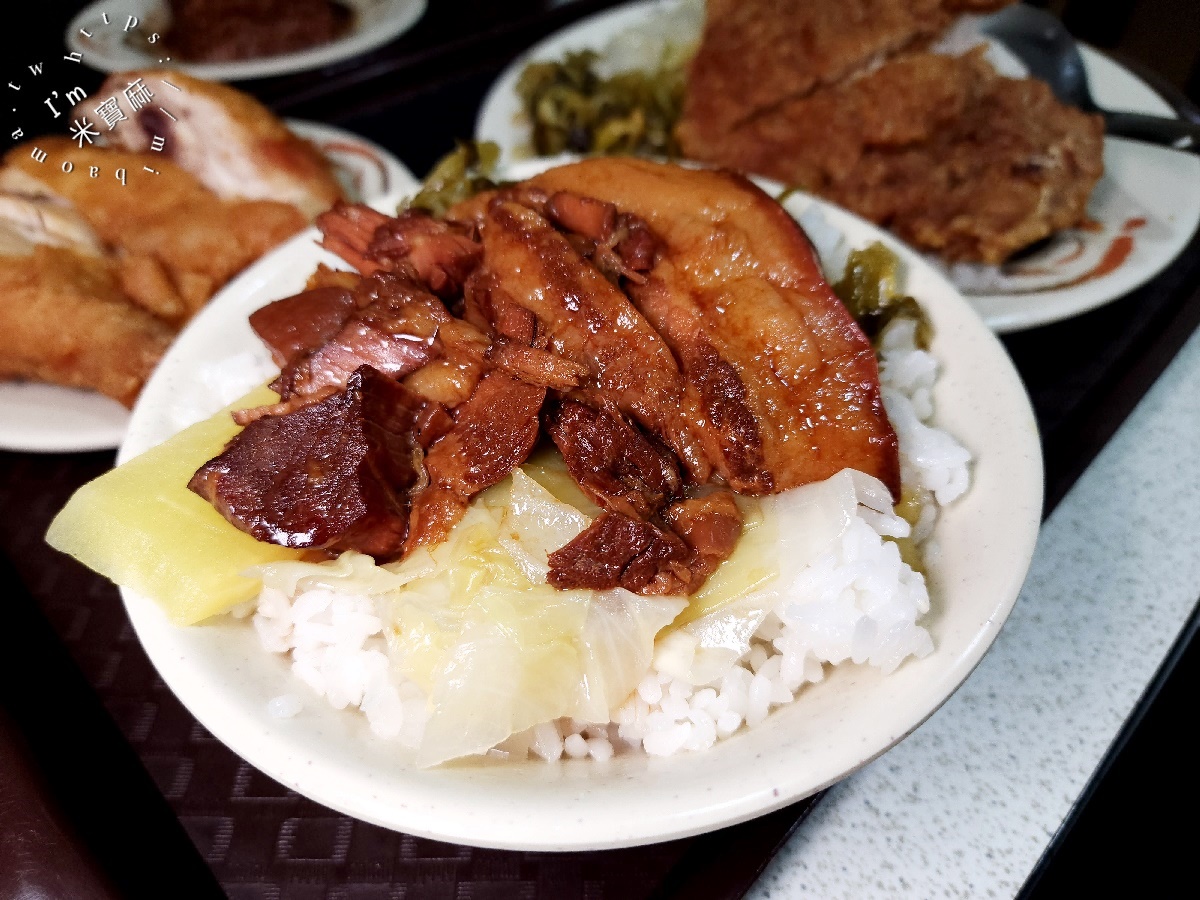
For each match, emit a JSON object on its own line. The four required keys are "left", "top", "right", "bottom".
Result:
{"left": 547, "top": 512, "right": 692, "bottom": 595}
{"left": 247, "top": 285, "right": 356, "bottom": 369}
{"left": 544, "top": 399, "right": 682, "bottom": 520}
{"left": 316, "top": 203, "right": 482, "bottom": 298}
{"left": 405, "top": 371, "right": 547, "bottom": 553}
{"left": 189, "top": 366, "right": 445, "bottom": 560}
{"left": 192, "top": 161, "right": 900, "bottom": 597}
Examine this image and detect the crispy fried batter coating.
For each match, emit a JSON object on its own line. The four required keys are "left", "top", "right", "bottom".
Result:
{"left": 677, "top": 0, "right": 1103, "bottom": 263}
{"left": 0, "top": 71, "right": 341, "bottom": 407}
{"left": 678, "top": 0, "right": 1014, "bottom": 146}
{"left": 4, "top": 139, "right": 308, "bottom": 325}
{"left": 0, "top": 246, "right": 173, "bottom": 407}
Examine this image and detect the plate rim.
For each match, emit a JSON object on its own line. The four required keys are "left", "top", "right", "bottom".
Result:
{"left": 113, "top": 158, "right": 1045, "bottom": 850}
{"left": 65, "top": 0, "right": 428, "bottom": 81}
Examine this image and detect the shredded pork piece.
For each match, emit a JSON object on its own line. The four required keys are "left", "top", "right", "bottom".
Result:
{"left": 195, "top": 158, "right": 901, "bottom": 595}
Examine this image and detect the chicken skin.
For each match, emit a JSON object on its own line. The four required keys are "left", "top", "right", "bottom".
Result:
{"left": 88, "top": 68, "right": 344, "bottom": 219}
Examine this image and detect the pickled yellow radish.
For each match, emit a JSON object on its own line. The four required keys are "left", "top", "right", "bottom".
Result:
{"left": 45, "top": 385, "right": 307, "bottom": 625}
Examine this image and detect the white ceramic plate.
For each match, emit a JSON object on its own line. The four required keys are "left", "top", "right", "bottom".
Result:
{"left": 114, "top": 158, "right": 1043, "bottom": 851}
{"left": 0, "top": 120, "right": 418, "bottom": 453}
{"left": 474, "top": 0, "right": 1200, "bottom": 334}
{"left": 66, "top": 0, "right": 426, "bottom": 81}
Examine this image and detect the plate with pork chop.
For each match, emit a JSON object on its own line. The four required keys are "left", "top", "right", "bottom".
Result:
{"left": 50, "top": 154, "right": 1044, "bottom": 849}
{"left": 475, "top": 0, "right": 1200, "bottom": 334}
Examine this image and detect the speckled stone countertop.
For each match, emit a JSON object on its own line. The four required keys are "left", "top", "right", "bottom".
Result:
{"left": 746, "top": 324, "right": 1200, "bottom": 899}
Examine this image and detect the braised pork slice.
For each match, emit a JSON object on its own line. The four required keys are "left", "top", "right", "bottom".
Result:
{"left": 547, "top": 512, "right": 692, "bottom": 595}
{"left": 316, "top": 202, "right": 483, "bottom": 297}
{"left": 367, "top": 209, "right": 483, "bottom": 298}
{"left": 316, "top": 202, "right": 392, "bottom": 274}
{"left": 272, "top": 273, "right": 488, "bottom": 408}
{"left": 529, "top": 157, "right": 901, "bottom": 498}
{"left": 485, "top": 337, "right": 588, "bottom": 391}
{"left": 406, "top": 371, "right": 546, "bottom": 552}
{"left": 546, "top": 489, "right": 744, "bottom": 595}
{"left": 543, "top": 398, "right": 682, "bottom": 519}
{"left": 189, "top": 366, "right": 444, "bottom": 560}
{"left": 460, "top": 267, "right": 538, "bottom": 343}
{"left": 248, "top": 285, "right": 357, "bottom": 368}
{"left": 475, "top": 198, "right": 712, "bottom": 483}
{"left": 664, "top": 490, "right": 744, "bottom": 584}
{"left": 189, "top": 158, "right": 902, "bottom": 595}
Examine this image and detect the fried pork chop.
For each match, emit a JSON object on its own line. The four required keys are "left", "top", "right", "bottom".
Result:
{"left": 678, "top": 0, "right": 1011, "bottom": 147}
{"left": 0, "top": 73, "right": 346, "bottom": 406}
{"left": 0, "top": 181, "right": 173, "bottom": 406}
{"left": 676, "top": 0, "right": 1104, "bottom": 264}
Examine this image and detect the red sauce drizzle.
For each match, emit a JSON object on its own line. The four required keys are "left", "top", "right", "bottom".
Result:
{"left": 1068, "top": 234, "right": 1135, "bottom": 286}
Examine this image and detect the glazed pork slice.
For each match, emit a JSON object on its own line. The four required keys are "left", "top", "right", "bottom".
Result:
{"left": 474, "top": 197, "right": 712, "bottom": 483}
{"left": 547, "top": 511, "right": 692, "bottom": 595}
{"left": 264, "top": 273, "right": 488, "bottom": 409}
{"left": 207, "top": 276, "right": 549, "bottom": 558}
{"left": 547, "top": 489, "right": 744, "bottom": 596}
{"left": 543, "top": 398, "right": 682, "bottom": 520}
{"left": 529, "top": 157, "right": 900, "bottom": 498}
{"left": 405, "top": 371, "right": 546, "bottom": 552}
{"left": 189, "top": 366, "right": 449, "bottom": 560}
{"left": 317, "top": 203, "right": 483, "bottom": 297}
{"left": 664, "top": 491, "right": 744, "bottom": 578}
{"left": 248, "top": 285, "right": 358, "bottom": 368}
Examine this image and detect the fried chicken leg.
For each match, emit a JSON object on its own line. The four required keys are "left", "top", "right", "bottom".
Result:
{"left": 4, "top": 139, "right": 308, "bottom": 325}
{"left": 88, "top": 68, "right": 344, "bottom": 219}
{"left": 0, "top": 245, "right": 173, "bottom": 407}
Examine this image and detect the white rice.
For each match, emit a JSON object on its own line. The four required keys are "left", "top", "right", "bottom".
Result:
{"left": 249, "top": 315, "right": 970, "bottom": 764}
{"left": 591, "top": 0, "right": 706, "bottom": 80}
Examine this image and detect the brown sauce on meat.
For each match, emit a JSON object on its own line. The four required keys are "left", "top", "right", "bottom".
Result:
{"left": 195, "top": 160, "right": 901, "bottom": 597}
